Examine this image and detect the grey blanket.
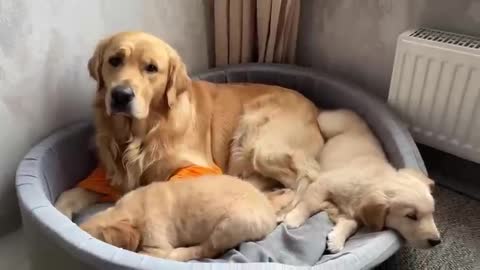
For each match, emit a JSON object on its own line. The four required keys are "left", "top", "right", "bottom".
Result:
{"left": 200, "top": 212, "right": 333, "bottom": 265}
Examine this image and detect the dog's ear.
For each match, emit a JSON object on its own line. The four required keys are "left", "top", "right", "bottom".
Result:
{"left": 100, "top": 220, "right": 141, "bottom": 251}
{"left": 398, "top": 168, "right": 435, "bottom": 193}
{"left": 88, "top": 38, "right": 110, "bottom": 91}
{"left": 359, "top": 193, "right": 388, "bottom": 231}
{"left": 165, "top": 51, "right": 191, "bottom": 108}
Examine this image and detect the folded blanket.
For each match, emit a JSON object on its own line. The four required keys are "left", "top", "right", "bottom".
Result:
{"left": 200, "top": 212, "right": 334, "bottom": 265}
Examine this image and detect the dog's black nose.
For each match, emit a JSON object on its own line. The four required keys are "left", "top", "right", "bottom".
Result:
{"left": 111, "top": 85, "right": 134, "bottom": 109}
{"left": 428, "top": 238, "right": 441, "bottom": 247}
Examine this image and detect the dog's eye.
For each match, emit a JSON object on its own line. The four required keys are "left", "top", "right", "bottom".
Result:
{"left": 145, "top": 64, "right": 158, "bottom": 73}
{"left": 108, "top": 56, "right": 123, "bottom": 67}
{"left": 406, "top": 213, "right": 418, "bottom": 221}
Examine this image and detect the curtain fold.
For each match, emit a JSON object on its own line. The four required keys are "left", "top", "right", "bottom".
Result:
{"left": 213, "top": 0, "right": 300, "bottom": 67}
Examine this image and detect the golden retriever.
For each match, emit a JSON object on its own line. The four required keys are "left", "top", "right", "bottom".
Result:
{"left": 55, "top": 31, "right": 323, "bottom": 219}
{"left": 282, "top": 110, "right": 441, "bottom": 252}
{"left": 80, "top": 175, "right": 278, "bottom": 261}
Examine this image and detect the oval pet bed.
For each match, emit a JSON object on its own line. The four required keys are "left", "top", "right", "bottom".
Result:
{"left": 16, "top": 64, "right": 425, "bottom": 270}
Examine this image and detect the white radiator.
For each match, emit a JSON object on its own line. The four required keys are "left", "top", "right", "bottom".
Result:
{"left": 388, "top": 28, "right": 480, "bottom": 163}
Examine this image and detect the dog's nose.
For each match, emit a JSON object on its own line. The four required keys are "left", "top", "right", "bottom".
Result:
{"left": 428, "top": 238, "right": 441, "bottom": 247}
{"left": 111, "top": 85, "right": 134, "bottom": 108}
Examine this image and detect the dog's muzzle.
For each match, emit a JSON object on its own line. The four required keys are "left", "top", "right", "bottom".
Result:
{"left": 110, "top": 85, "right": 134, "bottom": 115}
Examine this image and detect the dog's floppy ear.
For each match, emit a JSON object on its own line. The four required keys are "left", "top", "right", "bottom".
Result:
{"left": 88, "top": 38, "right": 110, "bottom": 91}
{"left": 359, "top": 193, "right": 388, "bottom": 231}
{"left": 165, "top": 51, "right": 191, "bottom": 108}
{"left": 100, "top": 220, "right": 141, "bottom": 251}
{"left": 398, "top": 168, "right": 435, "bottom": 193}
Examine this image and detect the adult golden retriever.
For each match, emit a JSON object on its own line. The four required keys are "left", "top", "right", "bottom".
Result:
{"left": 282, "top": 110, "right": 441, "bottom": 251}
{"left": 55, "top": 31, "right": 323, "bottom": 218}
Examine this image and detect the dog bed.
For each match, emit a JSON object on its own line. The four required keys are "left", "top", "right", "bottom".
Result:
{"left": 16, "top": 64, "right": 425, "bottom": 270}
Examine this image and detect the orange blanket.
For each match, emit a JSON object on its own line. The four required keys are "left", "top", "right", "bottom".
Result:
{"left": 77, "top": 165, "right": 223, "bottom": 203}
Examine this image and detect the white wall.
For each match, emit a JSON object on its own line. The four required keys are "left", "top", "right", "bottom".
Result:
{"left": 0, "top": 0, "right": 212, "bottom": 235}
{"left": 297, "top": 0, "right": 480, "bottom": 99}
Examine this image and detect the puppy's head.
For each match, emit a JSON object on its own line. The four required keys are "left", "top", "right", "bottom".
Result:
{"left": 88, "top": 32, "right": 191, "bottom": 119}
{"left": 359, "top": 168, "right": 441, "bottom": 249}
{"left": 80, "top": 217, "right": 141, "bottom": 251}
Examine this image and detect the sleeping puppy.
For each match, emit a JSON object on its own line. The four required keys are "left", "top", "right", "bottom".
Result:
{"left": 283, "top": 110, "right": 441, "bottom": 252}
{"left": 80, "top": 175, "right": 280, "bottom": 261}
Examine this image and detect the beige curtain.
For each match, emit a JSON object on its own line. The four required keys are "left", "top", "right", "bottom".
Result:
{"left": 213, "top": 0, "right": 300, "bottom": 67}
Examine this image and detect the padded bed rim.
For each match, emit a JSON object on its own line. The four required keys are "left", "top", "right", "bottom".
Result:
{"left": 16, "top": 63, "right": 424, "bottom": 270}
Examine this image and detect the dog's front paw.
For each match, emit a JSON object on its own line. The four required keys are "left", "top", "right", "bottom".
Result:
{"left": 327, "top": 230, "right": 344, "bottom": 253}
{"left": 139, "top": 248, "right": 170, "bottom": 259}
{"left": 54, "top": 188, "right": 100, "bottom": 220}
{"left": 54, "top": 198, "right": 74, "bottom": 220}
{"left": 57, "top": 207, "right": 74, "bottom": 220}
{"left": 283, "top": 209, "right": 307, "bottom": 229}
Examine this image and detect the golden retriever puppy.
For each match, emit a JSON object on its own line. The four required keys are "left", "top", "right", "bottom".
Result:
{"left": 80, "top": 175, "right": 278, "bottom": 261}
{"left": 283, "top": 110, "right": 441, "bottom": 252}
{"left": 55, "top": 31, "right": 324, "bottom": 218}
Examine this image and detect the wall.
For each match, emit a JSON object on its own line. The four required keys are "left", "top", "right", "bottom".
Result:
{"left": 0, "top": 0, "right": 211, "bottom": 235}
{"left": 297, "top": 0, "right": 480, "bottom": 99}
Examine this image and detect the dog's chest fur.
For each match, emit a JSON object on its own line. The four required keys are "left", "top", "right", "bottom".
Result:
{"left": 101, "top": 133, "right": 154, "bottom": 192}
{"left": 96, "top": 105, "right": 211, "bottom": 192}
{"left": 95, "top": 114, "right": 166, "bottom": 191}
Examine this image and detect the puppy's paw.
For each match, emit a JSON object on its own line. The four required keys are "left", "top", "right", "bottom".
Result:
{"left": 283, "top": 209, "right": 307, "bottom": 229}
{"left": 168, "top": 247, "right": 199, "bottom": 262}
{"left": 327, "top": 230, "right": 344, "bottom": 253}
{"left": 268, "top": 188, "right": 295, "bottom": 212}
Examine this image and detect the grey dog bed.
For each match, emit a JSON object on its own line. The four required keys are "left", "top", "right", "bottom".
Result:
{"left": 16, "top": 64, "right": 425, "bottom": 270}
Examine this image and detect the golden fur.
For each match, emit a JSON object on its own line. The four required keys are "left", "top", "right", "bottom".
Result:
{"left": 282, "top": 109, "right": 441, "bottom": 252}
{"left": 55, "top": 31, "right": 323, "bottom": 220}
{"left": 80, "top": 175, "right": 278, "bottom": 261}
